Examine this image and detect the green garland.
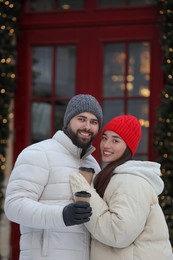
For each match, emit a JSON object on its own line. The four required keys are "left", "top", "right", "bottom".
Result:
{"left": 0, "top": 0, "right": 20, "bottom": 218}
{"left": 154, "top": 0, "right": 173, "bottom": 245}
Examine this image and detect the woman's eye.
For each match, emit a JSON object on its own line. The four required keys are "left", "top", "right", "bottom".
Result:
{"left": 113, "top": 139, "right": 118, "bottom": 143}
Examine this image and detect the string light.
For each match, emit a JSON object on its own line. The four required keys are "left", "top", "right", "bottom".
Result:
{"left": 153, "top": 0, "right": 173, "bottom": 246}
{"left": 0, "top": 0, "right": 20, "bottom": 229}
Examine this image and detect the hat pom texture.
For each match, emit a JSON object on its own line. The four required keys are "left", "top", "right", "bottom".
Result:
{"left": 63, "top": 94, "right": 103, "bottom": 129}
{"left": 102, "top": 115, "right": 142, "bottom": 156}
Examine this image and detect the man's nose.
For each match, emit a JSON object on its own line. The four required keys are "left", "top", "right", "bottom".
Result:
{"left": 84, "top": 120, "right": 91, "bottom": 130}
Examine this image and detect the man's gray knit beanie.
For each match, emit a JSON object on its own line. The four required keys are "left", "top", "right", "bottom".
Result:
{"left": 63, "top": 94, "right": 103, "bottom": 129}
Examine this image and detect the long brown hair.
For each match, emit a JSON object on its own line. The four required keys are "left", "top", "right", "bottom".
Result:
{"left": 94, "top": 147, "right": 132, "bottom": 198}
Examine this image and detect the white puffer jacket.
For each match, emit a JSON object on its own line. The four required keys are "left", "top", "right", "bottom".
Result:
{"left": 70, "top": 160, "right": 173, "bottom": 260}
{"left": 4, "top": 131, "right": 101, "bottom": 260}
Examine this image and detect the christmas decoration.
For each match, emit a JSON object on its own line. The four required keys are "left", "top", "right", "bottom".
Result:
{"left": 0, "top": 0, "right": 20, "bottom": 221}
{"left": 154, "top": 0, "right": 173, "bottom": 245}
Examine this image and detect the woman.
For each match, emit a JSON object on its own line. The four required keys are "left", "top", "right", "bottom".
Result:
{"left": 70, "top": 115, "right": 173, "bottom": 260}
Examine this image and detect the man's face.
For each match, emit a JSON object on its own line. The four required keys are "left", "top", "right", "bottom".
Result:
{"left": 68, "top": 112, "right": 99, "bottom": 149}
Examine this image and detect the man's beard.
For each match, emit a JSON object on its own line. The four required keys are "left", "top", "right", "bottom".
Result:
{"left": 64, "top": 125, "right": 95, "bottom": 149}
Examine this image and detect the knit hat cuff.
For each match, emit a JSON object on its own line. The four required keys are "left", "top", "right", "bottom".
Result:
{"left": 63, "top": 94, "right": 103, "bottom": 129}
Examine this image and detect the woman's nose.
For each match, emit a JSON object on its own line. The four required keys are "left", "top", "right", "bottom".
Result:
{"left": 103, "top": 139, "right": 111, "bottom": 148}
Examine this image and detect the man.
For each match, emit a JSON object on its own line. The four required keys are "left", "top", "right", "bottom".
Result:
{"left": 4, "top": 94, "right": 103, "bottom": 260}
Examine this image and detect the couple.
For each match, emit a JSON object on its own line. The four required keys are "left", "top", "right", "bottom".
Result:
{"left": 4, "top": 94, "right": 172, "bottom": 260}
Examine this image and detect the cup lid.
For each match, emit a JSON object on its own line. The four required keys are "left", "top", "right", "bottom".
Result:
{"left": 79, "top": 167, "right": 95, "bottom": 173}
{"left": 74, "top": 191, "right": 91, "bottom": 198}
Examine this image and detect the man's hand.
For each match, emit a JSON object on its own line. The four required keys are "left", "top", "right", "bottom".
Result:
{"left": 63, "top": 201, "right": 92, "bottom": 226}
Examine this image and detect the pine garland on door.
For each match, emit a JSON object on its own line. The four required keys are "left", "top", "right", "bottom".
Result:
{"left": 153, "top": 0, "right": 173, "bottom": 246}
{"left": 0, "top": 0, "right": 20, "bottom": 220}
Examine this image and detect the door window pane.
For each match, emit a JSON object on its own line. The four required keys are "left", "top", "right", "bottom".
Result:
{"left": 58, "top": 0, "right": 84, "bottom": 10}
{"left": 130, "top": 0, "right": 155, "bottom": 6}
{"left": 99, "top": 0, "right": 124, "bottom": 8}
{"left": 102, "top": 41, "right": 150, "bottom": 159}
{"left": 103, "top": 43, "right": 125, "bottom": 96}
{"left": 103, "top": 100, "right": 124, "bottom": 125}
{"left": 30, "top": 44, "right": 77, "bottom": 142}
{"left": 29, "top": 0, "right": 55, "bottom": 11}
{"left": 98, "top": 0, "right": 155, "bottom": 8}
{"left": 128, "top": 99, "right": 149, "bottom": 119}
{"left": 128, "top": 42, "right": 150, "bottom": 97}
{"left": 128, "top": 99, "right": 149, "bottom": 153}
{"left": 32, "top": 47, "right": 52, "bottom": 97}
{"left": 55, "top": 45, "right": 76, "bottom": 98}
{"left": 54, "top": 101, "right": 68, "bottom": 131}
{"left": 31, "top": 102, "right": 51, "bottom": 143}
{"left": 28, "top": 0, "right": 84, "bottom": 12}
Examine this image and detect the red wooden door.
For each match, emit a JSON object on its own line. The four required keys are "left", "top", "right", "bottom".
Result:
{"left": 11, "top": 2, "right": 162, "bottom": 258}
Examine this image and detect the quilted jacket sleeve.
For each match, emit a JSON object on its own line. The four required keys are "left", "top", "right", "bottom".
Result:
{"left": 4, "top": 148, "right": 65, "bottom": 229}
{"left": 70, "top": 172, "right": 152, "bottom": 248}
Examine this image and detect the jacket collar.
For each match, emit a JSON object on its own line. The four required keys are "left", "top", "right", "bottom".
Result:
{"left": 52, "top": 130, "right": 95, "bottom": 159}
{"left": 115, "top": 160, "right": 164, "bottom": 196}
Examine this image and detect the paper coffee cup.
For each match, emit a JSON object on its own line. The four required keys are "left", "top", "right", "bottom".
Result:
{"left": 79, "top": 167, "right": 95, "bottom": 184}
{"left": 74, "top": 191, "right": 91, "bottom": 203}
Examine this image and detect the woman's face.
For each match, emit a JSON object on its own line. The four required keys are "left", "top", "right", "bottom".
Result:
{"left": 100, "top": 130, "right": 127, "bottom": 163}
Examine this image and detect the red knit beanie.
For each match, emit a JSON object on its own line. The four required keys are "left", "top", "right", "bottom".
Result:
{"left": 102, "top": 115, "right": 142, "bottom": 156}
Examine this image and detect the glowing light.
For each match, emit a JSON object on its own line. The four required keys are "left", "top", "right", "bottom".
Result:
{"left": 9, "top": 113, "right": 14, "bottom": 119}
{"left": 2, "top": 119, "right": 8, "bottom": 124}
{"left": 6, "top": 57, "right": 11, "bottom": 63}
{"left": 9, "top": 28, "right": 14, "bottom": 34}
{"left": 166, "top": 118, "right": 171, "bottom": 123}
{"left": 11, "top": 73, "right": 15, "bottom": 78}
{"left": 4, "top": 1, "right": 9, "bottom": 5}
{"left": 112, "top": 75, "right": 124, "bottom": 82}
{"left": 139, "top": 119, "right": 149, "bottom": 128}
{"left": 127, "top": 75, "right": 134, "bottom": 81}
{"left": 0, "top": 89, "right": 6, "bottom": 94}
{"left": 126, "top": 82, "right": 133, "bottom": 91}
{"left": 62, "top": 4, "right": 70, "bottom": 10}
{"left": 139, "top": 88, "right": 150, "bottom": 97}
{"left": 1, "top": 58, "right": 6, "bottom": 63}
{"left": 9, "top": 4, "right": 14, "bottom": 8}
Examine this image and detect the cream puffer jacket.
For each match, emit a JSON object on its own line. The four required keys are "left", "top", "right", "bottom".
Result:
{"left": 4, "top": 131, "right": 101, "bottom": 260}
{"left": 70, "top": 160, "right": 173, "bottom": 260}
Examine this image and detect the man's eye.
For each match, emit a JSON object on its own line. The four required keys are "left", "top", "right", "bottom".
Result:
{"left": 101, "top": 136, "right": 107, "bottom": 140}
{"left": 90, "top": 120, "right": 98, "bottom": 125}
{"left": 78, "top": 118, "right": 85, "bottom": 121}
